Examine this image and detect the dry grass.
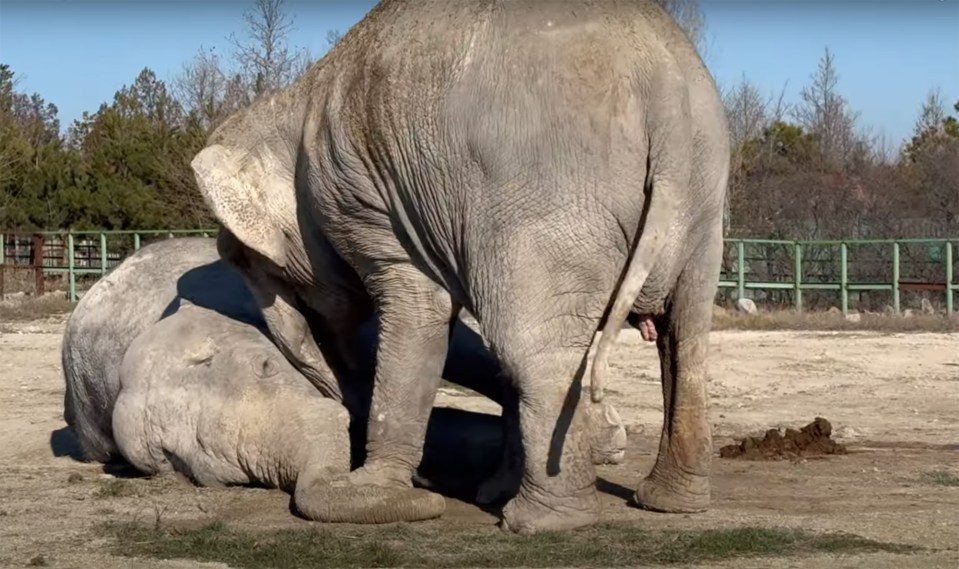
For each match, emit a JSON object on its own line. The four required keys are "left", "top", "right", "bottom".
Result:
{"left": 0, "top": 293, "right": 74, "bottom": 322}
{"left": 921, "top": 470, "right": 959, "bottom": 487}
{"left": 98, "top": 520, "right": 918, "bottom": 569}
{"left": 94, "top": 479, "right": 139, "bottom": 499}
{"left": 0, "top": 268, "right": 44, "bottom": 296}
{"left": 712, "top": 307, "right": 959, "bottom": 333}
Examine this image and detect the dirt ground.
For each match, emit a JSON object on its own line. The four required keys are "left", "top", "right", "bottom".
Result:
{"left": 0, "top": 315, "right": 957, "bottom": 568}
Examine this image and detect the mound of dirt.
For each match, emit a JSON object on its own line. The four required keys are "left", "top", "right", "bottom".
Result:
{"left": 719, "top": 417, "right": 847, "bottom": 460}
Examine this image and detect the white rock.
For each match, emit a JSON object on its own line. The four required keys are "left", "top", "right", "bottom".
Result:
{"left": 735, "top": 298, "right": 757, "bottom": 314}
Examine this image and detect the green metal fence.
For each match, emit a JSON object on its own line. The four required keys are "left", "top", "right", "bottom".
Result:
{"left": 2, "top": 231, "right": 957, "bottom": 315}
{"left": 717, "top": 238, "right": 957, "bottom": 315}
{"left": 0, "top": 230, "right": 214, "bottom": 302}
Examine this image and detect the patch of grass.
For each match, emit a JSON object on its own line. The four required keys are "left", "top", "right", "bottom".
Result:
{"left": 94, "top": 479, "right": 137, "bottom": 498}
{"left": 66, "top": 473, "right": 84, "bottom": 484}
{"left": 0, "top": 293, "right": 73, "bottom": 322}
{"left": 97, "top": 520, "right": 918, "bottom": 569}
{"left": 921, "top": 470, "right": 959, "bottom": 487}
{"left": 712, "top": 308, "right": 959, "bottom": 333}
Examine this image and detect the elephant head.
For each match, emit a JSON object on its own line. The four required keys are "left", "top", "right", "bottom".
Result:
{"left": 191, "top": 97, "right": 374, "bottom": 414}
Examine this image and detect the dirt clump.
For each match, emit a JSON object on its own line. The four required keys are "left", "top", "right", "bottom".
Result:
{"left": 719, "top": 417, "right": 847, "bottom": 460}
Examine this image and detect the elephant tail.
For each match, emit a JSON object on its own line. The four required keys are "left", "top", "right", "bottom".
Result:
{"left": 589, "top": 176, "right": 678, "bottom": 404}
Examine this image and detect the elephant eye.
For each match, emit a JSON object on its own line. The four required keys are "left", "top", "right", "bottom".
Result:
{"left": 255, "top": 356, "right": 279, "bottom": 378}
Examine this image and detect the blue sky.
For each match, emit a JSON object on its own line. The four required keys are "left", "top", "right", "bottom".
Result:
{"left": 1, "top": 0, "right": 957, "bottom": 149}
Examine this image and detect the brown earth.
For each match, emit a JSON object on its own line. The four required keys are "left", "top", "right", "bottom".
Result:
{"left": 0, "top": 315, "right": 958, "bottom": 568}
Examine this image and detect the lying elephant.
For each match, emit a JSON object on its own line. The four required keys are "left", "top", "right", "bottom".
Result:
{"left": 62, "top": 237, "right": 261, "bottom": 462}
{"left": 62, "top": 237, "right": 626, "bottom": 497}
{"left": 113, "top": 300, "right": 352, "bottom": 492}
{"left": 114, "top": 301, "right": 504, "bottom": 512}
{"left": 191, "top": 0, "right": 728, "bottom": 533}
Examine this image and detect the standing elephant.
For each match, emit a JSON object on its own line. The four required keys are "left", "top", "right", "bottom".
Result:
{"left": 62, "top": 236, "right": 627, "bottom": 475}
{"left": 192, "top": 0, "right": 729, "bottom": 534}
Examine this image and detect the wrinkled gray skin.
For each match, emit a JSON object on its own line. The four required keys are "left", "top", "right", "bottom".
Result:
{"left": 62, "top": 236, "right": 625, "bottom": 483}
{"left": 113, "top": 302, "right": 514, "bottom": 513}
{"left": 113, "top": 302, "right": 354, "bottom": 499}
{"left": 193, "top": 0, "right": 729, "bottom": 534}
{"left": 62, "top": 237, "right": 262, "bottom": 463}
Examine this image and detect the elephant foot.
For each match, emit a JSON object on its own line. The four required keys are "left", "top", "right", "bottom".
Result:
{"left": 632, "top": 470, "right": 710, "bottom": 514}
{"left": 585, "top": 401, "right": 628, "bottom": 465}
{"left": 294, "top": 465, "right": 446, "bottom": 524}
{"left": 500, "top": 488, "right": 600, "bottom": 535}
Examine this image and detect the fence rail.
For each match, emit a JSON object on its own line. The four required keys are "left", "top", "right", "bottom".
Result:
{"left": 718, "top": 238, "right": 957, "bottom": 314}
{"left": 2, "top": 230, "right": 957, "bottom": 315}
{"left": 1, "top": 230, "right": 215, "bottom": 302}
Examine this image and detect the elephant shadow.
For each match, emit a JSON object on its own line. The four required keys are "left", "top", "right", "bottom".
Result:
{"left": 160, "top": 259, "right": 265, "bottom": 329}
{"left": 412, "top": 408, "right": 635, "bottom": 510}
{"left": 49, "top": 426, "right": 84, "bottom": 460}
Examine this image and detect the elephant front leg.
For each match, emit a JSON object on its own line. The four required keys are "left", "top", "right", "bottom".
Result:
{"left": 633, "top": 240, "right": 720, "bottom": 514}
{"left": 294, "top": 263, "right": 454, "bottom": 524}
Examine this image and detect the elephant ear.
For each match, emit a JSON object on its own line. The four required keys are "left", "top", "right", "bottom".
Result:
{"left": 191, "top": 144, "right": 295, "bottom": 268}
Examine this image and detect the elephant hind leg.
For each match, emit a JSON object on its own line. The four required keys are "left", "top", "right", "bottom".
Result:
{"left": 496, "top": 345, "right": 601, "bottom": 535}
{"left": 633, "top": 228, "right": 722, "bottom": 514}
{"left": 475, "top": 375, "right": 628, "bottom": 507}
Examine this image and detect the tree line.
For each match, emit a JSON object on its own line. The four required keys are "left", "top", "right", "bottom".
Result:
{"left": 1, "top": 0, "right": 956, "bottom": 239}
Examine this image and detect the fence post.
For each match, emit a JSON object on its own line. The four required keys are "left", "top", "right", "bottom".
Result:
{"left": 793, "top": 241, "right": 803, "bottom": 312}
{"left": 892, "top": 242, "right": 900, "bottom": 313}
{"left": 736, "top": 240, "right": 745, "bottom": 301}
{"left": 840, "top": 242, "right": 849, "bottom": 314}
{"left": 946, "top": 241, "right": 954, "bottom": 316}
{"left": 0, "top": 233, "right": 4, "bottom": 301}
{"left": 133, "top": 233, "right": 141, "bottom": 251}
{"left": 31, "top": 233, "right": 45, "bottom": 296}
{"left": 99, "top": 233, "right": 108, "bottom": 276}
{"left": 67, "top": 232, "right": 76, "bottom": 302}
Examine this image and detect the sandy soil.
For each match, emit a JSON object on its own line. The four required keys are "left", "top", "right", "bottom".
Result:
{"left": 0, "top": 316, "right": 957, "bottom": 568}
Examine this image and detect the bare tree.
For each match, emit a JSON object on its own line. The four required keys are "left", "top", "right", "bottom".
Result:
{"left": 326, "top": 29, "right": 343, "bottom": 49}
{"left": 653, "top": 0, "right": 707, "bottom": 58}
{"left": 723, "top": 75, "right": 770, "bottom": 150}
{"left": 793, "top": 47, "right": 860, "bottom": 167}
{"left": 174, "top": 46, "right": 226, "bottom": 127}
{"left": 229, "top": 0, "right": 307, "bottom": 99}
{"left": 173, "top": 46, "right": 250, "bottom": 130}
{"left": 720, "top": 76, "right": 791, "bottom": 234}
